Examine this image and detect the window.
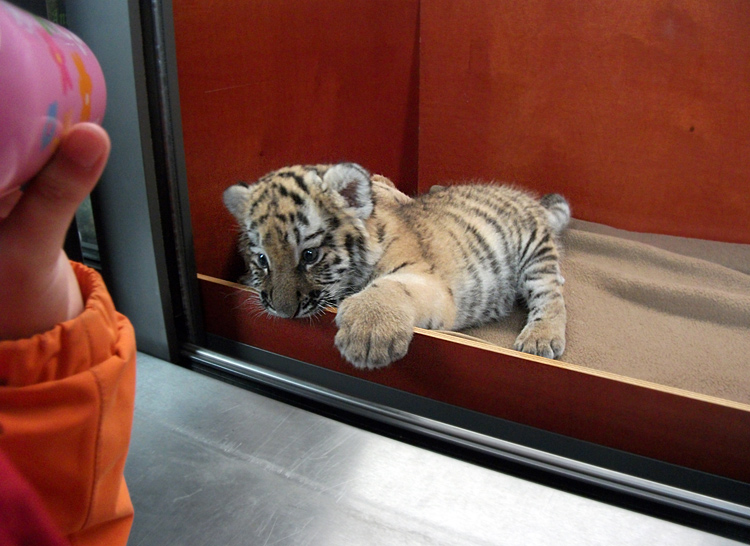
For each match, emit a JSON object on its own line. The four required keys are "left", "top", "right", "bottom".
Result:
{"left": 80, "top": 1, "right": 750, "bottom": 537}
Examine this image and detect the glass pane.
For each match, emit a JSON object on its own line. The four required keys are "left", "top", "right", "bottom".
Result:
{"left": 162, "top": 0, "right": 750, "bottom": 524}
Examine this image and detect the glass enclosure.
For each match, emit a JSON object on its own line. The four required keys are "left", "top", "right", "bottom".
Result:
{"left": 68, "top": 0, "right": 750, "bottom": 538}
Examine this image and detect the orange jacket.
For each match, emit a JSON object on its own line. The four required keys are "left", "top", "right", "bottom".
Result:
{"left": 0, "top": 262, "right": 136, "bottom": 546}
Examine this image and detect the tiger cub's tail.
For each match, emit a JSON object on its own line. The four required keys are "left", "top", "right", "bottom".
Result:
{"left": 540, "top": 193, "right": 571, "bottom": 234}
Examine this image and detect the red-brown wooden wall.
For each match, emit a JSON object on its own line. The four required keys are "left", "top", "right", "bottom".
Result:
{"left": 419, "top": 1, "right": 750, "bottom": 243}
{"left": 174, "top": 1, "right": 750, "bottom": 284}
{"left": 173, "top": 0, "right": 420, "bottom": 281}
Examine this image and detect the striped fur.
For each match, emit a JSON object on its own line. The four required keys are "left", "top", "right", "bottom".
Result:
{"left": 224, "top": 163, "right": 570, "bottom": 369}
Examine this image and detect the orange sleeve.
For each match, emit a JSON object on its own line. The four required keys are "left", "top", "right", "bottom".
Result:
{"left": 0, "top": 261, "right": 136, "bottom": 546}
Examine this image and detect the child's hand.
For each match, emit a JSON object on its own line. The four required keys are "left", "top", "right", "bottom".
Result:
{"left": 0, "top": 123, "right": 110, "bottom": 340}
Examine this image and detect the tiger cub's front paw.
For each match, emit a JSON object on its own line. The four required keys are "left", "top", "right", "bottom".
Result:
{"left": 513, "top": 319, "right": 566, "bottom": 360}
{"left": 334, "top": 292, "right": 415, "bottom": 369}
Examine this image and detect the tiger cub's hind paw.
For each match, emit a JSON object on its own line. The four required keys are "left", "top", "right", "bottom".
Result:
{"left": 513, "top": 320, "right": 566, "bottom": 360}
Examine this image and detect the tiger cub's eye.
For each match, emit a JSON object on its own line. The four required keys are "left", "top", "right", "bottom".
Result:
{"left": 257, "top": 253, "right": 269, "bottom": 269}
{"left": 301, "top": 248, "right": 319, "bottom": 265}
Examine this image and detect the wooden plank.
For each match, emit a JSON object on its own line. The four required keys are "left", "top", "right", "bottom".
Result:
{"left": 172, "top": 0, "right": 421, "bottom": 280}
{"left": 199, "top": 276, "right": 750, "bottom": 483}
{"left": 419, "top": 0, "right": 750, "bottom": 243}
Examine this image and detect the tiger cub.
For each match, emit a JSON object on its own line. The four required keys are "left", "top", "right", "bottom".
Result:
{"left": 223, "top": 163, "right": 570, "bottom": 369}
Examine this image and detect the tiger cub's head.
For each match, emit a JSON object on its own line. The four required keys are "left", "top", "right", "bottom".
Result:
{"left": 223, "top": 163, "right": 378, "bottom": 318}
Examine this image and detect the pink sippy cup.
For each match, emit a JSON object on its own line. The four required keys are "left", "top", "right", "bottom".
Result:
{"left": 0, "top": 0, "right": 106, "bottom": 201}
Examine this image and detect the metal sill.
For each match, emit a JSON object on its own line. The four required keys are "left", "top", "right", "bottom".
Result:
{"left": 183, "top": 343, "right": 750, "bottom": 533}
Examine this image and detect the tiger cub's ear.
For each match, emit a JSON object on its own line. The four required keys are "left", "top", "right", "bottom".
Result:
{"left": 223, "top": 183, "right": 252, "bottom": 221}
{"left": 322, "top": 163, "right": 373, "bottom": 220}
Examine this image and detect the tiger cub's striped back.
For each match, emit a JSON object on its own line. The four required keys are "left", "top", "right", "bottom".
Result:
{"left": 224, "top": 163, "right": 570, "bottom": 369}
{"left": 394, "top": 184, "right": 569, "bottom": 331}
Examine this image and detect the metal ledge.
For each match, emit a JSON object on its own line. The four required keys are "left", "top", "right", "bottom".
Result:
{"left": 183, "top": 344, "right": 750, "bottom": 530}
